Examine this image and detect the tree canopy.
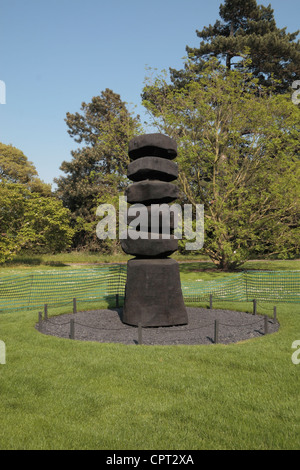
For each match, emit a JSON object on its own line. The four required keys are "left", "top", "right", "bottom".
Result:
{"left": 0, "top": 143, "right": 51, "bottom": 195}
{"left": 143, "top": 58, "right": 300, "bottom": 269}
{"left": 55, "top": 88, "right": 142, "bottom": 251}
{"left": 2, "top": 1, "right": 299, "bottom": 267}
{"left": 170, "top": 0, "right": 300, "bottom": 93}
{"left": 0, "top": 183, "right": 74, "bottom": 262}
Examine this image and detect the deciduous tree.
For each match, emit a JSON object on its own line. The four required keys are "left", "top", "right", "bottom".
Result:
{"left": 55, "top": 88, "right": 142, "bottom": 251}
{"left": 0, "top": 143, "right": 51, "bottom": 195}
{"left": 143, "top": 59, "right": 300, "bottom": 269}
{"left": 0, "top": 184, "right": 74, "bottom": 262}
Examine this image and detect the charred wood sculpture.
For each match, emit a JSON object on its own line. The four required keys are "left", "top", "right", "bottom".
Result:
{"left": 121, "top": 133, "right": 188, "bottom": 327}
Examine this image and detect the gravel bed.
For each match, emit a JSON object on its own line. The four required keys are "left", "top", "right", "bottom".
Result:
{"left": 36, "top": 307, "right": 279, "bottom": 346}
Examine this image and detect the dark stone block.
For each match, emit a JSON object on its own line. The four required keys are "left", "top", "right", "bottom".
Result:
{"left": 127, "top": 204, "right": 177, "bottom": 234}
{"left": 128, "top": 133, "right": 177, "bottom": 160}
{"left": 126, "top": 180, "right": 179, "bottom": 205}
{"left": 121, "top": 233, "right": 178, "bottom": 257}
{"left": 120, "top": 133, "right": 187, "bottom": 327}
{"left": 127, "top": 157, "right": 178, "bottom": 182}
{"left": 123, "top": 258, "right": 188, "bottom": 327}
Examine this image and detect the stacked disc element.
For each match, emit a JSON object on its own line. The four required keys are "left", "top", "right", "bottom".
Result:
{"left": 121, "top": 133, "right": 188, "bottom": 327}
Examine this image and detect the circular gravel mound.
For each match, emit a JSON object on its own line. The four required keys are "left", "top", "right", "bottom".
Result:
{"left": 36, "top": 307, "right": 279, "bottom": 346}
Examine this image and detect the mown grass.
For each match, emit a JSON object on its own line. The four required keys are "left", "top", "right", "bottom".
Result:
{"left": 0, "top": 257, "right": 299, "bottom": 449}
{"left": 0, "top": 301, "right": 299, "bottom": 450}
{"left": 180, "top": 258, "right": 300, "bottom": 283}
{"left": 1, "top": 250, "right": 209, "bottom": 269}
{"left": 1, "top": 251, "right": 299, "bottom": 276}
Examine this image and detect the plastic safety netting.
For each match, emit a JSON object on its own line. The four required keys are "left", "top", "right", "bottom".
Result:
{"left": 0, "top": 265, "right": 127, "bottom": 312}
{"left": 0, "top": 266, "right": 299, "bottom": 312}
{"left": 182, "top": 270, "right": 300, "bottom": 303}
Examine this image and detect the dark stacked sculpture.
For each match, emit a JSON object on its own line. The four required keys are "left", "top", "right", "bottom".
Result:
{"left": 121, "top": 133, "right": 188, "bottom": 327}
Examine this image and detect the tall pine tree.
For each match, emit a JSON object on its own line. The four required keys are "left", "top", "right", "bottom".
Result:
{"left": 170, "top": 0, "right": 300, "bottom": 93}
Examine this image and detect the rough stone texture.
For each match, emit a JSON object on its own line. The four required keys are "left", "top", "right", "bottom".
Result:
{"left": 125, "top": 180, "right": 179, "bottom": 205}
{"left": 121, "top": 234, "right": 178, "bottom": 258}
{"left": 122, "top": 133, "right": 187, "bottom": 327}
{"left": 122, "top": 258, "right": 188, "bottom": 327}
{"left": 128, "top": 133, "right": 177, "bottom": 160}
{"left": 127, "top": 204, "right": 177, "bottom": 234}
{"left": 127, "top": 157, "right": 178, "bottom": 182}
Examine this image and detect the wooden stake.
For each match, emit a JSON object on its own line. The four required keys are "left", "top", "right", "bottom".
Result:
{"left": 264, "top": 315, "right": 269, "bottom": 335}
{"left": 138, "top": 323, "right": 143, "bottom": 345}
{"left": 214, "top": 319, "right": 219, "bottom": 344}
{"left": 38, "top": 312, "right": 43, "bottom": 331}
{"left": 69, "top": 319, "right": 75, "bottom": 339}
{"left": 44, "top": 304, "right": 48, "bottom": 321}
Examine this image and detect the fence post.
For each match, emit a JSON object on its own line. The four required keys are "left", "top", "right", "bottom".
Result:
{"left": 38, "top": 312, "right": 43, "bottom": 331}
{"left": 264, "top": 315, "right": 269, "bottom": 335}
{"left": 209, "top": 294, "right": 213, "bottom": 309}
{"left": 138, "top": 323, "right": 143, "bottom": 345}
{"left": 44, "top": 304, "right": 48, "bottom": 321}
{"left": 73, "top": 298, "right": 77, "bottom": 314}
{"left": 253, "top": 299, "right": 257, "bottom": 315}
{"left": 116, "top": 294, "right": 119, "bottom": 308}
{"left": 214, "top": 319, "right": 219, "bottom": 344}
{"left": 273, "top": 306, "right": 277, "bottom": 323}
{"left": 69, "top": 319, "right": 75, "bottom": 339}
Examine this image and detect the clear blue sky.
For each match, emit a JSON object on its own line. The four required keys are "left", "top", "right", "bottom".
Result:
{"left": 0, "top": 0, "right": 299, "bottom": 188}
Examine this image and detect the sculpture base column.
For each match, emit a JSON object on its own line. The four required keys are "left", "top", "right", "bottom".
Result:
{"left": 122, "top": 258, "right": 188, "bottom": 327}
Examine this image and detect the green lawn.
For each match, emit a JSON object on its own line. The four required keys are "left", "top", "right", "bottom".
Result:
{"left": 0, "top": 257, "right": 299, "bottom": 449}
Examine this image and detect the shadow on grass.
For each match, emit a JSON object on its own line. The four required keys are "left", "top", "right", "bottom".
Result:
{"left": 44, "top": 261, "right": 68, "bottom": 267}
{"left": 104, "top": 294, "right": 124, "bottom": 310}
{"left": 4, "top": 255, "right": 68, "bottom": 268}
{"left": 4, "top": 256, "right": 43, "bottom": 266}
{"left": 179, "top": 262, "right": 219, "bottom": 273}
{"left": 178, "top": 259, "right": 300, "bottom": 274}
